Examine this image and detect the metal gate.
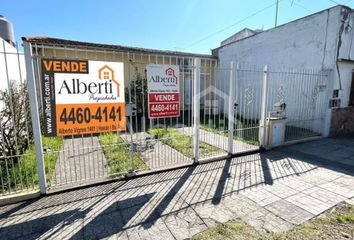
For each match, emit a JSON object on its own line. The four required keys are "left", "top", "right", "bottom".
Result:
{"left": 16, "top": 38, "right": 331, "bottom": 194}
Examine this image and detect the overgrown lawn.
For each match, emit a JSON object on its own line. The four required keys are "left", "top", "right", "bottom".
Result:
{"left": 0, "top": 136, "right": 62, "bottom": 194}
{"left": 149, "top": 128, "right": 223, "bottom": 158}
{"left": 99, "top": 133, "right": 146, "bottom": 174}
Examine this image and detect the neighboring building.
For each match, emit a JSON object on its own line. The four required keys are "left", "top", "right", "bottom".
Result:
{"left": 214, "top": 5, "right": 354, "bottom": 108}
{"left": 213, "top": 5, "right": 354, "bottom": 136}
{"left": 220, "top": 28, "right": 263, "bottom": 46}
{"left": 0, "top": 15, "right": 26, "bottom": 115}
{"left": 0, "top": 15, "right": 26, "bottom": 93}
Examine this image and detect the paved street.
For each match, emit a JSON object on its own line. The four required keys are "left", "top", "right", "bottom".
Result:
{"left": 0, "top": 136, "right": 354, "bottom": 240}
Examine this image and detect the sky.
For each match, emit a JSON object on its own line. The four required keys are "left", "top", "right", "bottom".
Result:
{"left": 1, "top": 0, "right": 354, "bottom": 54}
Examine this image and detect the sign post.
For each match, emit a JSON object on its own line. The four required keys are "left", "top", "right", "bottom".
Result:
{"left": 24, "top": 42, "right": 47, "bottom": 194}
{"left": 147, "top": 64, "right": 180, "bottom": 119}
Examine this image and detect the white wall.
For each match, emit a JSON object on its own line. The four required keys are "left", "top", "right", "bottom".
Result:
{"left": 215, "top": 6, "right": 354, "bottom": 108}
{"left": 0, "top": 39, "right": 26, "bottom": 92}
{"left": 0, "top": 39, "right": 26, "bottom": 112}
{"left": 216, "top": 6, "right": 344, "bottom": 70}
{"left": 214, "top": 6, "right": 354, "bottom": 136}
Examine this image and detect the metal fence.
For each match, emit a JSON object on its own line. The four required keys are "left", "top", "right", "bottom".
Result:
{"left": 0, "top": 40, "right": 331, "bottom": 198}
{"left": 267, "top": 68, "right": 330, "bottom": 142}
{"left": 0, "top": 40, "right": 37, "bottom": 197}
{"left": 221, "top": 64, "right": 331, "bottom": 145}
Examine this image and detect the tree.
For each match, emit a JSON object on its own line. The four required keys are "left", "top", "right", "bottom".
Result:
{"left": 0, "top": 82, "right": 33, "bottom": 161}
{"left": 125, "top": 66, "right": 148, "bottom": 115}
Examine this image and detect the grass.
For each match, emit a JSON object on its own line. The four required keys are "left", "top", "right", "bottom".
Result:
{"left": 98, "top": 133, "right": 146, "bottom": 174}
{"left": 0, "top": 136, "right": 62, "bottom": 194}
{"left": 200, "top": 123, "right": 259, "bottom": 146}
{"left": 193, "top": 222, "right": 257, "bottom": 240}
{"left": 149, "top": 127, "right": 223, "bottom": 158}
{"left": 201, "top": 117, "right": 322, "bottom": 146}
{"left": 193, "top": 203, "right": 354, "bottom": 240}
{"left": 200, "top": 114, "right": 260, "bottom": 146}
{"left": 128, "top": 112, "right": 320, "bottom": 146}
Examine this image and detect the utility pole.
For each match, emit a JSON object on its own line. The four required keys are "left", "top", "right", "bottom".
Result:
{"left": 275, "top": 0, "right": 279, "bottom": 27}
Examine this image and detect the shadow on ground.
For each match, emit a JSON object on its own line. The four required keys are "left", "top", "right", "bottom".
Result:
{"left": 0, "top": 136, "right": 353, "bottom": 239}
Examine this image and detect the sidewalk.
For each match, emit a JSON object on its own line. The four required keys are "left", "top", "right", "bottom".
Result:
{"left": 0, "top": 137, "right": 353, "bottom": 240}
{"left": 51, "top": 137, "right": 108, "bottom": 187}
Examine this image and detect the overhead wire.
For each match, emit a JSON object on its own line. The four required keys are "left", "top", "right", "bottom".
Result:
{"left": 183, "top": 0, "right": 285, "bottom": 49}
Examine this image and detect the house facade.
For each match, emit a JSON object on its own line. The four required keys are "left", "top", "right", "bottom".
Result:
{"left": 22, "top": 37, "right": 217, "bottom": 118}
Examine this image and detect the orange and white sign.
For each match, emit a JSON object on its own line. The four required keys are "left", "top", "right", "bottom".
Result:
{"left": 41, "top": 59, "right": 125, "bottom": 136}
{"left": 147, "top": 64, "right": 180, "bottom": 118}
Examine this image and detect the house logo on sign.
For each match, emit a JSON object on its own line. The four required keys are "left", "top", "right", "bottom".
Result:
{"left": 98, "top": 65, "right": 121, "bottom": 97}
{"left": 165, "top": 67, "right": 178, "bottom": 84}
{"left": 149, "top": 66, "right": 178, "bottom": 87}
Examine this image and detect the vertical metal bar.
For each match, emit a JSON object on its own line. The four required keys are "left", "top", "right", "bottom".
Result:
{"left": 227, "top": 62, "right": 236, "bottom": 155}
{"left": 2, "top": 40, "right": 21, "bottom": 191}
{"left": 260, "top": 65, "right": 269, "bottom": 149}
{"left": 193, "top": 58, "right": 200, "bottom": 163}
{"left": 16, "top": 44, "right": 31, "bottom": 188}
{"left": 128, "top": 54, "right": 135, "bottom": 173}
{"left": 0, "top": 117, "right": 11, "bottom": 193}
{"left": 141, "top": 57, "right": 146, "bottom": 134}
{"left": 23, "top": 41, "right": 47, "bottom": 194}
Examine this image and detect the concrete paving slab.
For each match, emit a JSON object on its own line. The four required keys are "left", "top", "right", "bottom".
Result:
{"left": 241, "top": 206, "right": 294, "bottom": 232}
{"left": 285, "top": 192, "right": 332, "bottom": 215}
{"left": 265, "top": 199, "right": 314, "bottom": 225}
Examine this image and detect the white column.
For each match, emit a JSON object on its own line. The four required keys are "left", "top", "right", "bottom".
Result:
{"left": 227, "top": 62, "right": 236, "bottom": 155}
{"left": 23, "top": 41, "right": 47, "bottom": 194}
{"left": 193, "top": 58, "right": 201, "bottom": 163}
{"left": 259, "top": 65, "right": 269, "bottom": 148}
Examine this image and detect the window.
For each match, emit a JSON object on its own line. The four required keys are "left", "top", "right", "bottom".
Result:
{"left": 349, "top": 71, "right": 354, "bottom": 106}
{"left": 103, "top": 71, "right": 110, "bottom": 79}
{"left": 178, "top": 58, "right": 192, "bottom": 73}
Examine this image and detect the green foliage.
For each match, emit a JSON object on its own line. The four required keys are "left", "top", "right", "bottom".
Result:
{"left": 0, "top": 136, "right": 61, "bottom": 193}
{"left": 193, "top": 221, "right": 258, "bottom": 240}
{"left": 149, "top": 128, "right": 165, "bottom": 139}
{"left": 125, "top": 67, "right": 148, "bottom": 114}
{"left": 99, "top": 133, "right": 146, "bottom": 174}
{"left": 0, "top": 82, "right": 33, "bottom": 158}
{"left": 149, "top": 127, "right": 222, "bottom": 158}
{"left": 336, "top": 213, "right": 354, "bottom": 223}
{"left": 200, "top": 124, "right": 259, "bottom": 146}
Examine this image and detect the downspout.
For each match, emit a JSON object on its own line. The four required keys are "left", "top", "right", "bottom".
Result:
{"left": 335, "top": 8, "right": 350, "bottom": 90}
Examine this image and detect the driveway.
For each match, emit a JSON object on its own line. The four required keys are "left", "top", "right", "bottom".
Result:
{"left": 0, "top": 136, "right": 353, "bottom": 240}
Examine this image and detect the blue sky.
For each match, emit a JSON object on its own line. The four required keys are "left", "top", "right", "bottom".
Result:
{"left": 1, "top": 0, "right": 354, "bottom": 54}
